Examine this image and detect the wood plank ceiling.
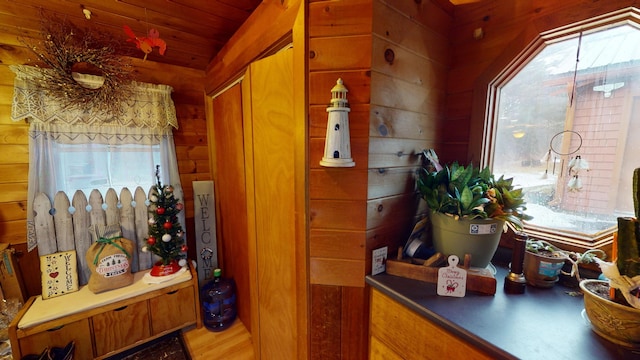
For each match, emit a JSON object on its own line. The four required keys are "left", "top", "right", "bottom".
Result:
{"left": 0, "top": 0, "right": 262, "bottom": 70}
{"left": 0, "top": 0, "right": 463, "bottom": 71}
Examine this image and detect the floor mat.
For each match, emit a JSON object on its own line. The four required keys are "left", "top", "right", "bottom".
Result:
{"left": 106, "top": 332, "right": 190, "bottom": 360}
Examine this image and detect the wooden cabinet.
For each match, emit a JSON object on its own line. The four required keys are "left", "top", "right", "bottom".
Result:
{"left": 149, "top": 286, "right": 196, "bottom": 335}
{"left": 17, "top": 318, "right": 94, "bottom": 360}
{"left": 369, "top": 288, "right": 492, "bottom": 360}
{"left": 9, "top": 264, "right": 201, "bottom": 360}
{"left": 92, "top": 300, "right": 150, "bottom": 357}
{"left": 211, "top": 47, "right": 303, "bottom": 359}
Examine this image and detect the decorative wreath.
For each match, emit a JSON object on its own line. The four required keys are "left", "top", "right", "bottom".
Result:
{"left": 21, "top": 15, "right": 132, "bottom": 115}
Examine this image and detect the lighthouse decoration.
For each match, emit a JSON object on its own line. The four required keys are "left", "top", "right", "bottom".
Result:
{"left": 320, "top": 78, "right": 355, "bottom": 167}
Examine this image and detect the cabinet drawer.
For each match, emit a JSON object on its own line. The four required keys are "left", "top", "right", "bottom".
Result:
{"left": 18, "top": 318, "right": 93, "bottom": 359}
{"left": 150, "top": 287, "right": 196, "bottom": 335}
{"left": 92, "top": 300, "right": 151, "bottom": 357}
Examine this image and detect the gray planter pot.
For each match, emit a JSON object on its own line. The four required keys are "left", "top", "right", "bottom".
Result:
{"left": 430, "top": 212, "right": 504, "bottom": 268}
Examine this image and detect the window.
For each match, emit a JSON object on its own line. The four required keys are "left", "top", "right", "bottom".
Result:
{"left": 487, "top": 21, "right": 640, "bottom": 245}
{"left": 11, "top": 66, "right": 182, "bottom": 251}
{"left": 53, "top": 142, "right": 161, "bottom": 197}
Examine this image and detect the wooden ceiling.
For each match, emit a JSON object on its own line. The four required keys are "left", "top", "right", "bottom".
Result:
{"left": 1, "top": 0, "right": 262, "bottom": 70}
{"left": 1, "top": 0, "right": 464, "bottom": 71}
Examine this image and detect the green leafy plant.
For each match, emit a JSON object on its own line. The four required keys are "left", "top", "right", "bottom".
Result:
{"left": 417, "top": 149, "right": 532, "bottom": 229}
{"left": 526, "top": 238, "right": 605, "bottom": 283}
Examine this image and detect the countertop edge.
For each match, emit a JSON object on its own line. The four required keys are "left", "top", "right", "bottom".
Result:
{"left": 366, "top": 275, "right": 517, "bottom": 360}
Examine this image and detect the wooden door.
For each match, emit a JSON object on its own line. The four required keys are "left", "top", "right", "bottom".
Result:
{"left": 242, "top": 47, "right": 299, "bottom": 360}
{"left": 211, "top": 82, "right": 252, "bottom": 332}
{"left": 211, "top": 46, "right": 302, "bottom": 359}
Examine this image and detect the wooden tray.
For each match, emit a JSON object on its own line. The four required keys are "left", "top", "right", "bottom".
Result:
{"left": 385, "top": 252, "right": 497, "bottom": 295}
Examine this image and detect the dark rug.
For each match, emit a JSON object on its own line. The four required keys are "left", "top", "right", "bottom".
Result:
{"left": 105, "top": 331, "right": 191, "bottom": 360}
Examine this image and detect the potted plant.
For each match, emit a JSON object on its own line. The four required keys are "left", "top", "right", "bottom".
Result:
{"left": 580, "top": 168, "right": 640, "bottom": 348}
{"left": 418, "top": 149, "right": 532, "bottom": 268}
{"left": 524, "top": 238, "right": 605, "bottom": 288}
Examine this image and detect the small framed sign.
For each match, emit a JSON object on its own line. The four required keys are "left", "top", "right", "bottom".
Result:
{"left": 40, "top": 250, "right": 79, "bottom": 299}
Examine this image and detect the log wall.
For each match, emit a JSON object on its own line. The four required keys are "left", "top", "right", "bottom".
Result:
{"left": 0, "top": 29, "right": 209, "bottom": 298}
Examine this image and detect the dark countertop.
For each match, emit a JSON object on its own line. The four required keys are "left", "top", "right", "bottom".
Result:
{"left": 366, "top": 263, "right": 640, "bottom": 359}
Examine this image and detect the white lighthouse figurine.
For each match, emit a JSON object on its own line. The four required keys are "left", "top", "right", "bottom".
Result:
{"left": 320, "top": 78, "right": 355, "bottom": 167}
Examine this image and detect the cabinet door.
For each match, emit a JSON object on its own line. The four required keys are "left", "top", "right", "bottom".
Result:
{"left": 370, "top": 289, "right": 493, "bottom": 360}
{"left": 19, "top": 318, "right": 93, "bottom": 360}
{"left": 149, "top": 287, "right": 196, "bottom": 335}
{"left": 92, "top": 300, "right": 150, "bottom": 357}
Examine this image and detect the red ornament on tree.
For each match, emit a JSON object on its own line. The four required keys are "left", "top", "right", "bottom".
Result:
{"left": 147, "top": 236, "right": 156, "bottom": 245}
{"left": 181, "top": 244, "right": 188, "bottom": 252}
{"left": 163, "top": 221, "right": 172, "bottom": 230}
{"left": 156, "top": 207, "right": 166, "bottom": 215}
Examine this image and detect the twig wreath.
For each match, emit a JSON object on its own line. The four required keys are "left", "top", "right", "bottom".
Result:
{"left": 20, "top": 14, "right": 132, "bottom": 115}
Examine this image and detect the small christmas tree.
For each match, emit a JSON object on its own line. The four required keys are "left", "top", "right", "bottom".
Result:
{"left": 143, "top": 165, "right": 187, "bottom": 268}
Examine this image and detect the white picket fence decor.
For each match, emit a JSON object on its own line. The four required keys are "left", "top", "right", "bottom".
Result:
{"left": 33, "top": 187, "right": 158, "bottom": 286}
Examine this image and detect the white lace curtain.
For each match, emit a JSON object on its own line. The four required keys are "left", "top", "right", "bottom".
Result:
{"left": 10, "top": 65, "right": 183, "bottom": 251}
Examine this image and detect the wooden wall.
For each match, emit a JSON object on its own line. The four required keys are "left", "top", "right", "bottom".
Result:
{"left": 446, "top": 0, "right": 640, "bottom": 164}
{"left": 0, "top": 30, "right": 209, "bottom": 298}
{"left": 308, "top": 0, "right": 452, "bottom": 358}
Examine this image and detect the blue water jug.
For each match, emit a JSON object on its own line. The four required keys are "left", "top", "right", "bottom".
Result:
{"left": 201, "top": 268, "right": 237, "bottom": 332}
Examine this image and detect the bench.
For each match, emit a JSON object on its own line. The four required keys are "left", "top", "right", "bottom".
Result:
{"left": 8, "top": 187, "right": 201, "bottom": 359}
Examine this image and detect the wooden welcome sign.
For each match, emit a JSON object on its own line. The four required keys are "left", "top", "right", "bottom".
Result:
{"left": 193, "top": 181, "right": 218, "bottom": 288}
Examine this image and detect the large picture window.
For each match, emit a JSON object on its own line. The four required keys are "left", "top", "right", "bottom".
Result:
{"left": 488, "top": 21, "right": 640, "bottom": 244}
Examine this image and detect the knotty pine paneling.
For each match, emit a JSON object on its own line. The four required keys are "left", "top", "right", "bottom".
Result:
{"left": 371, "top": 71, "right": 445, "bottom": 116}
{"left": 310, "top": 199, "right": 367, "bottom": 231}
{"left": 370, "top": 105, "right": 439, "bottom": 140}
{"left": 309, "top": 1, "right": 451, "bottom": 358}
{"left": 309, "top": 70, "right": 372, "bottom": 105}
{"left": 367, "top": 167, "right": 418, "bottom": 199}
{"left": 372, "top": 36, "right": 448, "bottom": 89}
{"left": 309, "top": 35, "right": 373, "bottom": 71}
{"left": 368, "top": 138, "right": 433, "bottom": 168}
{"left": 310, "top": 229, "right": 366, "bottom": 260}
{"left": 310, "top": 258, "right": 365, "bottom": 287}
{"left": 310, "top": 136, "right": 369, "bottom": 170}
{"left": 309, "top": 169, "right": 368, "bottom": 200}
{"left": 0, "top": 32, "right": 209, "bottom": 298}
{"left": 381, "top": 0, "right": 453, "bottom": 36}
{"left": 310, "top": 103, "right": 370, "bottom": 138}
{"left": 373, "top": 1, "right": 450, "bottom": 67}
{"left": 365, "top": 218, "right": 418, "bottom": 258}
{"left": 366, "top": 193, "right": 421, "bottom": 230}
{"left": 309, "top": 0, "right": 373, "bottom": 38}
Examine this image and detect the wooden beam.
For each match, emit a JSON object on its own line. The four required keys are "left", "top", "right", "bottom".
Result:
{"left": 204, "top": 0, "right": 300, "bottom": 95}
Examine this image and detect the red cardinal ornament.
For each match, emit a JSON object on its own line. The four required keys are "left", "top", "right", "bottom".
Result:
{"left": 123, "top": 25, "right": 167, "bottom": 61}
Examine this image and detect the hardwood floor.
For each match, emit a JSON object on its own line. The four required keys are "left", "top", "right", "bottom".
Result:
{"left": 182, "top": 320, "right": 255, "bottom": 360}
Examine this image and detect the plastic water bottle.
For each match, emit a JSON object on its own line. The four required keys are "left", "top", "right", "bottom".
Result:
{"left": 201, "top": 268, "right": 237, "bottom": 332}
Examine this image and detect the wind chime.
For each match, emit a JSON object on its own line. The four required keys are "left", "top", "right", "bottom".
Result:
{"left": 541, "top": 32, "right": 589, "bottom": 192}
{"left": 543, "top": 130, "right": 589, "bottom": 192}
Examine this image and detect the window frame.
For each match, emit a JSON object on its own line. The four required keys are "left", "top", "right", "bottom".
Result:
{"left": 477, "top": 9, "right": 640, "bottom": 254}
